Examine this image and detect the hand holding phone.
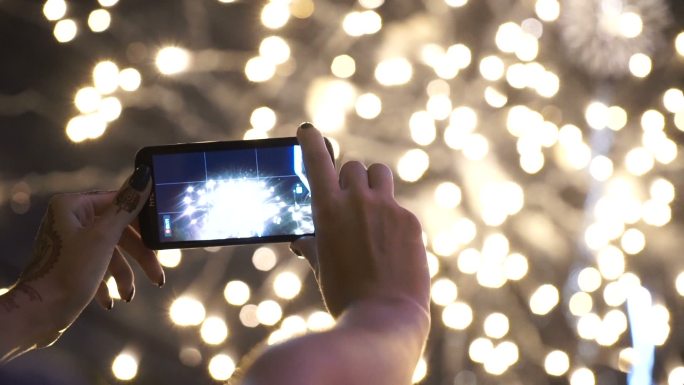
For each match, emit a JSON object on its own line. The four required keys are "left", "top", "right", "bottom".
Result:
{"left": 136, "top": 137, "right": 332, "bottom": 249}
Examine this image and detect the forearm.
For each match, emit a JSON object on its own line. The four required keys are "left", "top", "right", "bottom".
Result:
{"left": 239, "top": 298, "right": 430, "bottom": 385}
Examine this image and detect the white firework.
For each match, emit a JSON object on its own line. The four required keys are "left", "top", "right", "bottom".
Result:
{"left": 559, "top": 0, "right": 671, "bottom": 77}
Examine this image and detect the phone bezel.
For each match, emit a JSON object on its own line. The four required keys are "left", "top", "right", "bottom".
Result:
{"left": 136, "top": 137, "right": 319, "bottom": 250}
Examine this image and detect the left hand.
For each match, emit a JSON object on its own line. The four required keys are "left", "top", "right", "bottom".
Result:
{"left": 0, "top": 165, "right": 164, "bottom": 347}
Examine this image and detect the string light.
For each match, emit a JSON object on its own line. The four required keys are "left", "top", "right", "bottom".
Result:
{"left": 88, "top": 9, "right": 111, "bottom": 33}
{"left": 156, "top": 47, "right": 191, "bottom": 75}
{"left": 54, "top": 19, "right": 77, "bottom": 43}
{"left": 112, "top": 352, "right": 138, "bottom": 381}
{"left": 43, "top": 0, "right": 67, "bottom": 21}
{"left": 208, "top": 354, "right": 236, "bottom": 381}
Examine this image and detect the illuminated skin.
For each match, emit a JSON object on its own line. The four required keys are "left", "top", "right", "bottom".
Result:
{"left": 0, "top": 166, "right": 164, "bottom": 363}
{"left": 237, "top": 124, "right": 431, "bottom": 385}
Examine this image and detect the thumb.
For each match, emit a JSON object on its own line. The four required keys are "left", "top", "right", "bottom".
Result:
{"left": 99, "top": 165, "right": 152, "bottom": 231}
{"left": 290, "top": 236, "right": 319, "bottom": 279}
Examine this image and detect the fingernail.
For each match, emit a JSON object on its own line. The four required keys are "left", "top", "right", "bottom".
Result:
{"left": 125, "top": 286, "right": 135, "bottom": 302}
{"left": 157, "top": 272, "right": 166, "bottom": 288}
{"left": 129, "top": 165, "right": 151, "bottom": 191}
{"left": 107, "top": 299, "right": 114, "bottom": 310}
{"left": 289, "top": 245, "right": 303, "bottom": 257}
{"left": 298, "top": 122, "right": 313, "bottom": 130}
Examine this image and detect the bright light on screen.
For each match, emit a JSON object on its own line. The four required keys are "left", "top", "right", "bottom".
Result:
{"left": 153, "top": 144, "right": 313, "bottom": 242}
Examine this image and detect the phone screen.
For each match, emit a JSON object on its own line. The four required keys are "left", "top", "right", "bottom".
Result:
{"left": 148, "top": 142, "right": 313, "bottom": 244}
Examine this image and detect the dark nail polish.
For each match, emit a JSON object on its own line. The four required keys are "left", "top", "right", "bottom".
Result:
{"left": 107, "top": 299, "right": 114, "bottom": 310}
{"left": 129, "top": 165, "right": 151, "bottom": 191}
{"left": 157, "top": 272, "right": 166, "bottom": 288}
{"left": 125, "top": 286, "right": 135, "bottom": 302}
{"left": 298, "top": 122, "right": 313, "bottom": 130}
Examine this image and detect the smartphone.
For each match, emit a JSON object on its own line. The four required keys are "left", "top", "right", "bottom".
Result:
{"left": 136, "top": 137, "right": 332, "bottom": 250}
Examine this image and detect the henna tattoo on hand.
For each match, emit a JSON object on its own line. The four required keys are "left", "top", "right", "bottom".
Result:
{"left": 0, "top": 284, "right": 43, "bottom": 313}
{"left": 20, "top": 206, "right": 62, "bottom": 283}
{"left": 114, "top": 186, "right": 141, "bottom": 213}
{"left": 1, "top": 207, "right": 63, "bottom": 313}
{"left": 0, "top": 291, "right": 20, "bottom": 312}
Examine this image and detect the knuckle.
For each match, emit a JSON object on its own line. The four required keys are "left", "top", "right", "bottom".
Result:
{"left": 399, "top": 207, "right": 423, "bottom": 233}
{"left": 315, "top": 199, "right": 338, "bottom": 218}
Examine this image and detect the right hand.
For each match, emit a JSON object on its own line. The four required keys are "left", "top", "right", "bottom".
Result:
{"left": 290, "top": 123, "right": 430, "bottom": 320}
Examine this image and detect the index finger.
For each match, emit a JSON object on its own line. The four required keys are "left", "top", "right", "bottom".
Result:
{"left": 297, "top": 123, "right": 339, "bottom": 199}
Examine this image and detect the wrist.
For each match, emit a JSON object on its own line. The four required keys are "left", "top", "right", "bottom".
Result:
{"left": 339, "top": 296, "right": 431, "bottom": 342}
{"left": 5, "top": 282, "right": 67, "bottom": 347}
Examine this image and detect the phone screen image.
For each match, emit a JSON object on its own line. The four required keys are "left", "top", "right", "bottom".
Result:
{"left": 150, "top": 143, "right": 312, "bottom": 243}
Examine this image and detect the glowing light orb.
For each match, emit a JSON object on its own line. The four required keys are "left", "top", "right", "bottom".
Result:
{"left": 445, "top": 0, "right": 468, "bottom": 7}
{"left": 504, "top": 253, "right": 528, "bottom": 280}
{"left": 208, "top": 354, "right": 236, "bottom": 381}
{"left": 170, "top": 296, "right": 206, "bottom": 326}
{"left": 442, "top": 301, "right": 473, "bottom": 330}
{"left": 585, "top": 101, "right": 609, "bottom": 130}
{"left": 629, "top": 53, "right": 652, "bottom": 78}
{"left": 483, "top": 312, "right": 509, "bottom": 339}
{"left": 54, "top": 19, "right": 77, "bottom": 43}
{"left": 375, "top": 58, "right": 413, "bottom": 86}
{"left": 257, "top": 300, "right": 283, "bottom": 326}
{"left": 618, "top": 12, "right": 643, "bottom": 39}
{"left": 663, "top": 88, "right": 684, "bottom": 113}
{"left": 397, "top": 149, "right": 429, "bottom": 182}
{"left": 273, "top": 271, "right": 302, "bottom": 300}
{"left": 200, "top": 317, "right": 228, "bottom": 345}
{"left": 569, "top": 291, "right": 593, "bottom": 316}
{"left": 434, "top": 182, "right": 462, "bottom": 209}
{"left": 431, "top": 278, "right": 458, "bottom": 306}
{"left": 98, "top": 96, "right": 122, "bottom": 122}
{"left": 677, "top": 32, "right": 684, "bottom": 57}
{"left": 259, "top": 36, "right": 291, "bottom": 65}
{"left": 530, "top": 284, "right": 559, "bottom": 315}
{"left": 88, "top": 9, "right": 111, "bottom": 33}
{"left": 112, "top": 353, "right": 138, "bottom": 381}
{"left": 479, "top": 55, "right": 505, "bottom": 81}
{"left": 43, "top": 0, "right": 67, "bottom": 21}
{"left": 571, "top": 368, "right": 595, "bottom": 385}
{"left": 156, "top": 47, "right": 191, "bottom": 75}
{"left": 307, "top": 311, "right": 335, "bottom": 331}
{"left": 224, "top": 280, "right": 250, "bottom": 306}
{"left": 250, "top": 107, "right": 277, "bottom": 131}
{"left": 409, "top": 111, "right": 436, "bottom": 145}
{"left": 157, "top": 249, "right": 182, "bottom": 268}
{"left": 253, "top": 247, "right": 277, "bottom": 271}
{"left": 620, "top": 228, "right": 645, "bottom": 255}
{"left": 641, "top": 109, "right": 665, "bottom": 131}
{"left": 535, "top": 0, "right": 560, "bottom": 22}
{"left": 469, "top": 337, "right": 494, "bottom": 363}
{"left": 331, "top": 55, "right": 356, "bottom": 78}
{"left": 589, "top": 155, "right": 613, "bottom": 181}
{"left": 355, "top": 92, "right": 382, "bottom": 119}
{"left": 74, "top": 87, "right": 101, "bottom": 114}
{"left": 239, "top": 304, "right": 259, "bottom": 328}
{"left": 261, "top": 2, "right": 290, "bottom": 29}
{"left": 544, "top": 350, "right": 569, "bottom": 376}
{"left": 118, "top": 68, "right": 142, "bottom": 91}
